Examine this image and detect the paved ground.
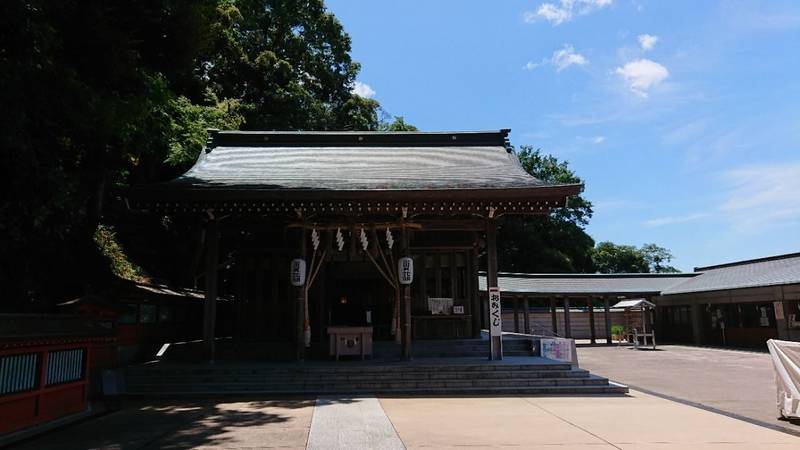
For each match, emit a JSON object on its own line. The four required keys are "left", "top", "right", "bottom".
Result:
{"left": 383, "top": 392, "right": 800, "bottom": 449}
{"left": 12, "top": 399, "right": 316, "bottom": 450}
{"left": 12, "top": 391, "right": 800, "bottom": 449}
{"left": 576, "top": 344, "right": 800, "bottom": 435}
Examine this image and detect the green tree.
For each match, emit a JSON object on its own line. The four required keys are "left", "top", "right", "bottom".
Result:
{"left": 497, "top": 147, "right": 595, "bottom": 273}
{"left": 0, "top": 0, "right": 388, "bottom": 311}
{"left": 591, "top": 242, "right": 650, "bottom": 273}
{"left": 382, "top": 116, "right": 418, "bottom": 131}
{"left": 196, "top": 0, "right": 380, "bottom": 131}
{"left": 640, "top": 243, "right": 680, "bottom": 273}
{"left": 591, "top": 242, "right": 679, "bottom": 273}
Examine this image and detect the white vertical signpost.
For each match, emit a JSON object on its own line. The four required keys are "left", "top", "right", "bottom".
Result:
{"left": 488, "top": 287, "right": 503, "bottom": 359}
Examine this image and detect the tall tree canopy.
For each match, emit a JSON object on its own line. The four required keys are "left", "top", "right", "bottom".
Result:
{"left": 592, "top": 242, "right": 679, "bottom": 273}
{"left": 0, "top": 0, "right": 390, "bottom": 312}
{"left": 0, "top": 0, "right": 677, "bottom": 313}
{"left": 497, "top": 147, "right": 595, "bottom": 273}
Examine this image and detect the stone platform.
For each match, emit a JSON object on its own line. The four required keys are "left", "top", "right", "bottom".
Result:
{"left": 123, "top": 356, "right": 627, "bottom": 397}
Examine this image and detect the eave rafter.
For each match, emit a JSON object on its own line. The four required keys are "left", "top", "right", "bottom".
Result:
{"left": 127, "top": 198, "right": 562, "bottom": 218}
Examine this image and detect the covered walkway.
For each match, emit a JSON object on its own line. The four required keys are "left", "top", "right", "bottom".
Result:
{"left": 479, "top": 272, "right": 695, "bottom": 343}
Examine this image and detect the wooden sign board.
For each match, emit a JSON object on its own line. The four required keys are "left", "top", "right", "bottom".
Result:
{"left": 489, "top": 287, "right": 501, "bottom": 337}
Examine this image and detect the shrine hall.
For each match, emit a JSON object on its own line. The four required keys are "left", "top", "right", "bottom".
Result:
{"left": 125, "top": 129, "right": 582, "bottom": 361}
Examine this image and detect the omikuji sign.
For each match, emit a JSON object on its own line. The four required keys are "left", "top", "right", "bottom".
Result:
{"left": 488, "top": 287, "right": 501, "bottom": 337}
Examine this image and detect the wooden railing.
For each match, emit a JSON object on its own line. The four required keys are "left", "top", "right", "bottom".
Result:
{"left": 0, "top": 344, "right": 90, "bottom": 435}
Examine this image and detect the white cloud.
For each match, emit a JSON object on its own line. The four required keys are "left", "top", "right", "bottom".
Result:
{"left": 524, "top": 44, "right": 588, "bottom": 72}
{"left": 552, "top": 45, "right": 588, "bottom": 71}
{"left": 638, "top": 34, "right": 658, "bottom": 51}
{"left": 718, "top": 163, "right": 800, "bottom": 233}
{"left": 615, "top": 58, "right": 669, "bottom": 96}
{"left": 522, "top": 61, "right": 541, "bottom": 71}
{"left": 644, "top": 213, "right": 709, "bottom": 227}
{"left": 525, "top": 0, "right": 613, "bottom": 25}
{"left": 591, "top": 136, "right": 605, "bottom": 144}
{"left": 351, "top": 81, "right": 375, "bottom": 98}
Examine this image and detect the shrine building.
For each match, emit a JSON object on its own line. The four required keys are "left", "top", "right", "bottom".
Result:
{"left": 125, "top": 129, "right": 582, "bottom": 361}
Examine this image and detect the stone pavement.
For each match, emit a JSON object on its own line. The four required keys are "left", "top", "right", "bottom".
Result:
{"left": 11, "top": 390, "right": 800, "bottom": 449}
{"left": 576, "top": 344, "right": 800, "bottom": 435}
{"left": 307, "top": 396, "right": 403, "bottom": 449}
{"left": 382, "top": 392, "right": 800, "bottom": 449}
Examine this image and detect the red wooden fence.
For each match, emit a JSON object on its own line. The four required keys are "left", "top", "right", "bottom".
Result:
{"left": 0, "top": 343, "right": 91, "bottom": 435}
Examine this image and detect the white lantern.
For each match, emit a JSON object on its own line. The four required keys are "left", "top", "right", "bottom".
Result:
{"left": 398, "top": 257, "right": 413, "bottom": 285}
{"left": 290, "top": 259, "right": 306, "bottom": 287}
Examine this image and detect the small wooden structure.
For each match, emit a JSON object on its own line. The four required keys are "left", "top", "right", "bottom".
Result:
{"left": 613, "top": 299, "right": 656, "bottom": 349}
{"left": 124, "top": 130, "right": 581, "bottom": 361}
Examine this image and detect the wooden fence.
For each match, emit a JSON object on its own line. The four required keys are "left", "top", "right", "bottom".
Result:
{"left": 0, "top": 343, "right": 90, "bottom": 435}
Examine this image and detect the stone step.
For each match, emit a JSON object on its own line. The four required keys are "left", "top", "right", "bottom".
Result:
{"left": 127, "top": 369, "right": 588, "bottom": 379}
{"left": 126, "top": 383, "right": 627, "bottom": 396}
{"left": 125, "top": 363, "right": 573, "bottom": 376}
{"left": 127, "top": 375, "right": 609, "bottom": 390}
{"left": 125, "top": 369, "right": 590, "bottom": 383}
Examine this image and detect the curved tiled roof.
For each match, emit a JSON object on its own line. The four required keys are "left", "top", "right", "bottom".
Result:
{"left": 128, "top": 130, "right": 582, "bottom": 203}
{"left": 661, "top": 252, "right": 800, "bottom": 294}
{"left": 175, "top": 144, "right": 546, "bottom": 191}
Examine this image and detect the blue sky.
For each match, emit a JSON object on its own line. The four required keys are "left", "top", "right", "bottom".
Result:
{"left": 327, "top": 0, "right": 800, "bottom": 272}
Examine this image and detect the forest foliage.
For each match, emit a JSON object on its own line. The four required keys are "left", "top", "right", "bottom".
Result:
{"left": 0, "top": 1, "right": 677, "bottom": 312}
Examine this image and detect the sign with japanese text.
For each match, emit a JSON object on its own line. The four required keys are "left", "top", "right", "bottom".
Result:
{"left": 290, "top": 259, "right": 306, "bottom": 287}
{"left": 540, "top": 338, "right": 573, "bottom": 363}
{"left": 398, "top": 257, "right": 413, "bottom": 285}
{"left": 488, "top": 287, "right": 501, "bottom": 337}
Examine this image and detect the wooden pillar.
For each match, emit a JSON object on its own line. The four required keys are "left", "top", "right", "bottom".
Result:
{"left": 486, "top": 219, "right": 502, "bottom": 360}
{"left": 563, "top": 297, "right": 572, "bottom": 339}
{"left": 203, "top": 219, "right": 219, "bottom": 360}
{"left": 294, "top": 228, "right": 307, "bottom": 361}
{"left": 523, "top": 296, "right": 531, "bottom": 334}
{"left": 471, "top": 245, "right": 481, "bottom": 338}
{"left": 588, "top": 297, "right": 596, "bottom": 344}
{"left": 316, "top": 262, "right": 327, "bottom": 342}
{"left": 550, "top": 297, "right": 558, "bottom": 336}
{"left": 401, "top": 227, "right": 412, "bottom": 360}
{"left": 604, "top": 296, "right": 612, "bottom": 344}
{"left": 513, "top": 297, "right": 520, "bottom": 333}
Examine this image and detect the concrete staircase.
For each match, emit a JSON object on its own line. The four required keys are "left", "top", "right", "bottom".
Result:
{"left": 408, "top": 338, "right": 533, "bottom": 358}
{"left": 124, "top": 360, "right": 627, "bottom": 396}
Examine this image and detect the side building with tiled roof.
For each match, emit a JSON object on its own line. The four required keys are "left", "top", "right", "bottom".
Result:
{"left": 656, "top": 252, "right": 800, "bottom": 348}
{"left": 477, "top": 252, "right": 800, "bottom": 349}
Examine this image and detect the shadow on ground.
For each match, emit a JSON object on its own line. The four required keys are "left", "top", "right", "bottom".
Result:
{"left": 13, "top": 397, "right": 327, "bottom": 450}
